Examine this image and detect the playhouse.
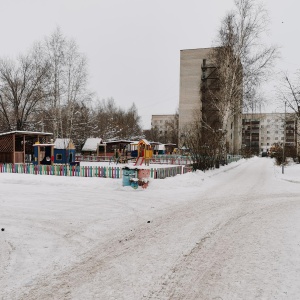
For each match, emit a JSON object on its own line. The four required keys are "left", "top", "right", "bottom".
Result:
{"left": 54, "top": 138, "right": 76, "bottom": 164}
{"left": 135, "top": 139, "right": 153, "bottom": 166}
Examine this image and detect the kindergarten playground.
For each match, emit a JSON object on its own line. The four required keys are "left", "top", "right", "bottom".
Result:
{"left": 0, "top": 132, "right": 240, "bottom": 187}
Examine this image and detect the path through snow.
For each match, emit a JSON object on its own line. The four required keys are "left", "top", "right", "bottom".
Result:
{"left": 0, "top": 157, "right": 299, "bottom": 299}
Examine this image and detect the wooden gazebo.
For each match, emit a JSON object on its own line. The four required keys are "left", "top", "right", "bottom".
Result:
{"left": 0, "top": 131, "right": 53, "bottom": 164}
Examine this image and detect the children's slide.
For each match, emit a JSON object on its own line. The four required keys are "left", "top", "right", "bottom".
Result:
{"left": 134, "top": 157, "right": 144, "bottom": 166}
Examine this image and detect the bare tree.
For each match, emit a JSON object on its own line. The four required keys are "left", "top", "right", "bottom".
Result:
{"left": 179, "top": 0, "right": 278, "bottom": 169}
{"left": 92, "top": 98, "right": 143, "bottom": 140}
{"left": 183, "top": 115, "right": 220, "bottom": 170}
{"left": 165, "top": 110, "right": 179, "bottom": 145}
{"left": 70, "top": 101, "right": 94, "bottom": 151}
{"left": 121, "top": 103, "right": 143, "bottom": 139}
{"left": 0, "top": 46, "right": 49, "bottom": 131}
{"left": 196, "top": 0, "right": 278, "bottom": 162}
{"left": 277, "top": 72, "right": 300, "bottom": 118}
{"left": 276, "top": 72, "right": 300, "bottom": 159}
{"left": 143, "top": 126, "right": 160, "bottom": 142}
{"left": 42, "top": 28, "right": 89, "bottom": 139}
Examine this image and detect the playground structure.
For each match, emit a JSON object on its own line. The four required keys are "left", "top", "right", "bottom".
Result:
{"left": 33, "top": 138, "right": 77, "bottom": 166}
{"left": 0, "top": 131, "right": 53, "bottom": 164}
{"left": 135, "top": 139, "right": 153, "bottom": 166}
{"left": 33, "top": 142, "right": 55, "bottom": 165}
{"left": 53, "top": 138, "right": 76, "bottom": 164}
{"left": 109, "top": 148, "right": 130, "bottom": 164}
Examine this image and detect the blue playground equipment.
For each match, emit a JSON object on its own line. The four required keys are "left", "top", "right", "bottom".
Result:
{"left": 122, "top": 167, "right": 138, "bottom": 189}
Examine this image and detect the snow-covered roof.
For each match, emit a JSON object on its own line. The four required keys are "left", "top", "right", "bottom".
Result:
{"left": 33, "top": 143, "right": 55, "bottom": 147}
{"left": 82, "top": 138, "right": 102, "bottom": 152}
{"left": 138, "top": 139, "right": 151, "bottom": 145}
{"left": 0, "top": 130, "right": 53, "bottom": 137}
{"left": 105, "top": 139, "right": 132, "bottom": 144}
{"left": 54, "top": 138, "right": 71, "bottom": 149}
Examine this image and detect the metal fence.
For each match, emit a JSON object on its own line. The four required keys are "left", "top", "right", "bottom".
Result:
{"left": 226, "top": 154, "right": 242, "bottom": 164}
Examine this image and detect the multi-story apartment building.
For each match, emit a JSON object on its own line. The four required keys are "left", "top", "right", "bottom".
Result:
{"left": 150, "top": 114, "right": 178, "bottom": 145}
{"left": 242, "top": 113, "right": 298, "bottom": 154}
{"left": 178, "top": 48, "right": 242, "bottom": 154}
{"left": 151, "top": 114, "right": 176, "bottom": 136}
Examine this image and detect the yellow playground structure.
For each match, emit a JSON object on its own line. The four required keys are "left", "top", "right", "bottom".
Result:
{"left": 135, "top": 139, "right": 153, "bottom": 166}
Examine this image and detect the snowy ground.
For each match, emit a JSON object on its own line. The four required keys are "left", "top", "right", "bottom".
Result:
{"left": 1, "top": 157, "right": 300, "bottom": 299}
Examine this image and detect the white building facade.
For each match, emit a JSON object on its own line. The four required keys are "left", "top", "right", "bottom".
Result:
{"left": 151, "top": 114, "right": 176, "bottom": 136}
{"left": 242, "top": 113, "right": 299, "bottom": 154}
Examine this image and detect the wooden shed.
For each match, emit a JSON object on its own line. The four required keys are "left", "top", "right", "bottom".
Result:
{"left": 105, "top": 140, "right": 132, "bottom": 157}
{"left": 0, "top": 131, "right": 53, "bottom": 164}
{"left": 81, "top": 138, "right": 104, "bottom": 156}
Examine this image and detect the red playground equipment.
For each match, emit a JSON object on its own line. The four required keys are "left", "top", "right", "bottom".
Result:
{"left": 134, "top": 139, "right": 153, "bottom": 166}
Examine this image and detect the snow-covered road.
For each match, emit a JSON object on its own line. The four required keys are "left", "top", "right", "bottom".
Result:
{"left": 1, "top": 157, "right": 300, "bottom": 299}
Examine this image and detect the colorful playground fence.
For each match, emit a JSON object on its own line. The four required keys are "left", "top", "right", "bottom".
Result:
{"left": 75, "top": 154, "right": 194, "bottom": 165}
{"left": 75, "top": 154, "right": 241, "bottom": 165}
{"left": 0, "top": 164, "right": 187, "bottom": 179}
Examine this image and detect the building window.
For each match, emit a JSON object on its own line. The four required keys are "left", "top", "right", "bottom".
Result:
{"left": 267, "top": 143, "right": 269, "bottom": 146}
{"left": 275, "top": 137, "right": 278, "bottom": 140}
{"left": 267, "top": 137, "right": 270, "bottom": 140}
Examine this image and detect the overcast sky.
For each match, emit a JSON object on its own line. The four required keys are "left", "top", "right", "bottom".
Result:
{"left": 1, "top": 0, "right": 298, "bottom": 128}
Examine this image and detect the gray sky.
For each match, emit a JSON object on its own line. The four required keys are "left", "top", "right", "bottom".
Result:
{"left": 1, "top": 0, "right": 298, "bottom": 128}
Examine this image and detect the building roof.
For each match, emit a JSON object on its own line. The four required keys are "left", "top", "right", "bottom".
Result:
{"left": 33, "top": 143, "right": 55, "bottom": 147}
{"left": 105, "top": 139, "right": 132, "bottom": 144}
{"left": 138, "top": 139, "right": 151, "bottom": 146}
{"left": 54, "top": 138, "right": 72, "bottom": 149}
{"left": 0, "top": 130, "right": 53, "bottom": 137}
{"left": 81, "top": 138, "right": 102, "bottom": 152}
